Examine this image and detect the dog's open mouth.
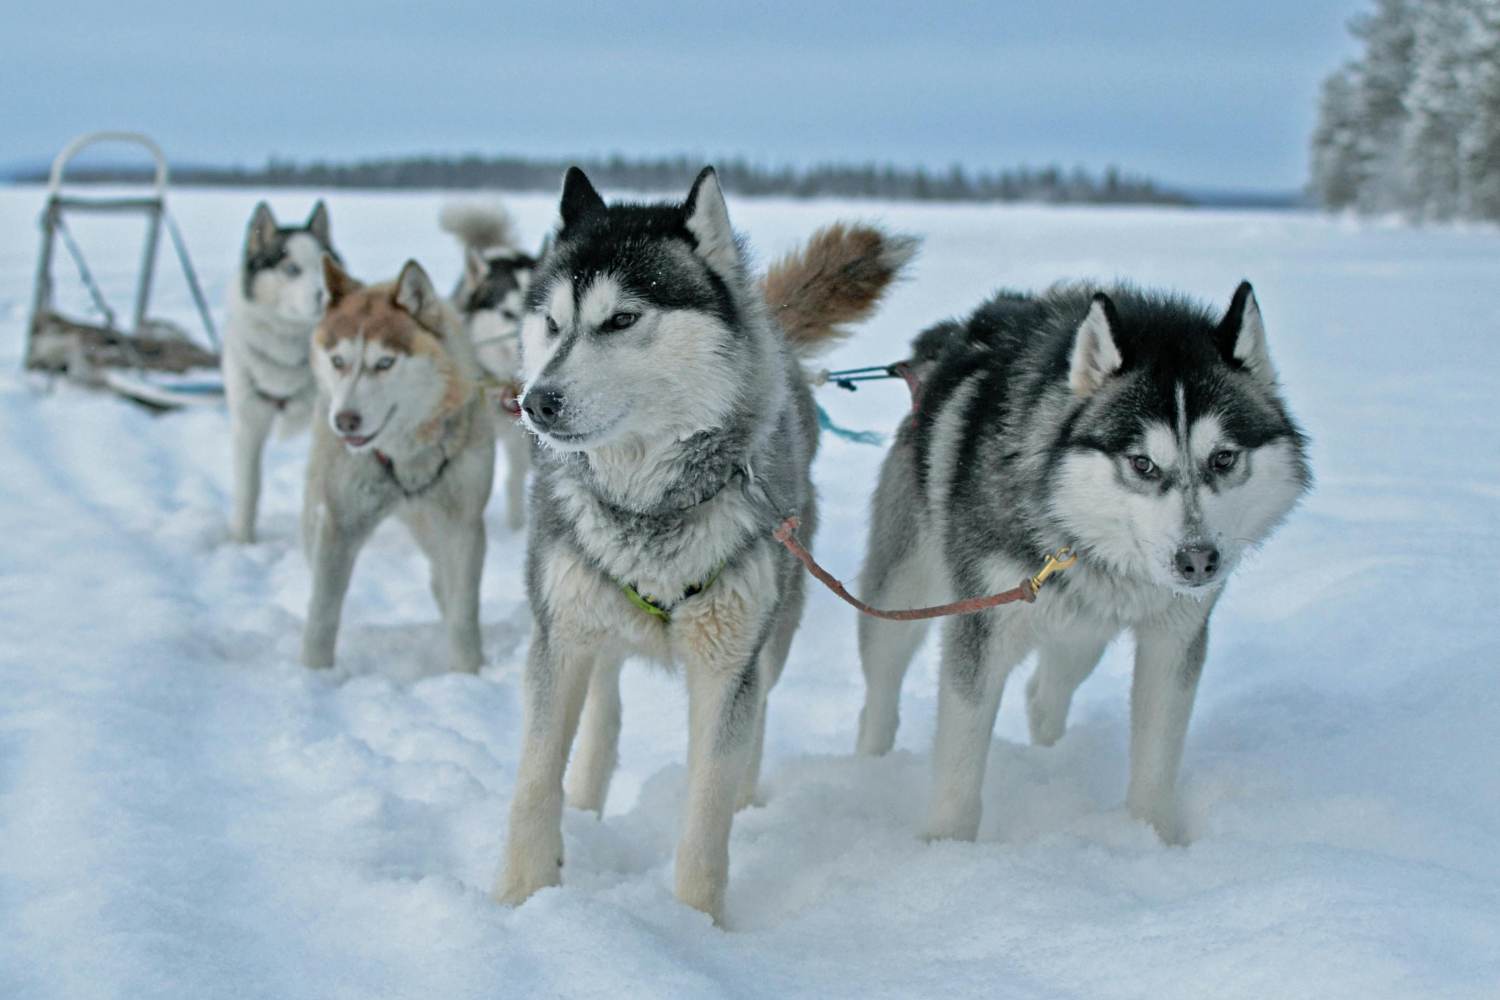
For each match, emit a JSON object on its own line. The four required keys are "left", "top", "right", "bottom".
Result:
{"left": 340, "top": 406, "right": 396, "bottom": 451}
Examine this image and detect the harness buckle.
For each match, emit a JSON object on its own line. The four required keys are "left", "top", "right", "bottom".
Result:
{"left": 1029, "top": 547, "right": 1077, "bottom": 593}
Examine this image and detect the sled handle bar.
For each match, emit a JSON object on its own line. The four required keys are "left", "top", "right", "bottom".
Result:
{"left": 48, "top": 132, "right": 169, "bottom": 199}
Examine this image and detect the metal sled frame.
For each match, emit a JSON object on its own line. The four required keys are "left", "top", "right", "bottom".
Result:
{"left": 23, "top": 131, "right": 223, "bottom": 410}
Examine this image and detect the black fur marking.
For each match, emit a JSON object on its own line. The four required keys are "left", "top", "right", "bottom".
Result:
{"left": 241, "top": 224, "right": 342, "bottom": 300}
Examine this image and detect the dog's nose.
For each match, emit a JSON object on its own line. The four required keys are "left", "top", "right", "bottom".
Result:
{"left": 522, "top": 386, "right": 565, "bottom": 431}
{"left": 1174, "top": 544, "right": 1221, "bottom": 584}
{"left": 334, "top": 410, "right": 362, "bottom": 434}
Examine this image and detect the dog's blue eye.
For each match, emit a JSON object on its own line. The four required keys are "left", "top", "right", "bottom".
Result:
{"left": 374, "top": 357, "right": 395, "bottom": 372}
{"left": 1211, "top": 449, "right": 1238, "bottom": 472}
{"left": 283, "top": 262, "right": 302, "bottom": 278}
{"left": 330, "top": 355, "right": 347, "bottom": 371}
{"left": 545, "top": 316, "right": 560, "bottom": 336}
{"left": 604, "top": 312, "right": 638, "bottom": 332}
{"left": 1129, "top": 455, "right": 1158, "bottom": 477}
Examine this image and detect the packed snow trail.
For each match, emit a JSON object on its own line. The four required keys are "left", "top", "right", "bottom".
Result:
{"left": 1, "top": 189, "right": 1498, "bottom": 998}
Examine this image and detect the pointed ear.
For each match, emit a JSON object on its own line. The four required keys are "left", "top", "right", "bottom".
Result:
{"left": 682, "top": 166, "right": 737, "bottom": 273}
{"left": 393, "top": 259, "right": 446, "bottom": 331}
{"left": 246, "top": 202, "right": 278, "bottom": 257}
{"left": 464, "top": 247, "right": 488, "bottom": 289}
{"left": 1068, "top": 293, "right": 1125, "bottom": 396}
{"left": 1216, "top": 281, "right": 1274, "bottom": 378}
{"left": 306, "top": 200, "right": 331, "bottom": 247}
{"left": 559, "top": 167, "right": 605, "bottom": 230}
{"left": 321, "top": 254, "right": 362, "bottom": 306}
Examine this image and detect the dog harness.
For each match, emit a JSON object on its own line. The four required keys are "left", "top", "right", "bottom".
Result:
{"left": 619, "top": 563, "right": 725, "bottom": 622}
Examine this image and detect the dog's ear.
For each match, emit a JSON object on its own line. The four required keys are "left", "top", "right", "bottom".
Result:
{"left": 306, "top": 200, "right": 332, "bottom": 247}
{"left": 246, "top": 202, "right": 278, "bottom": 258}
{"left": 559, "top": 167, "right": 606, "bottom": 231}
{"left": 1068, "top": 293, "right": 1125, "bottom": 396}
{"left": 1215, "top": 281, "right": 1274, "bottom": 379}
{"left": 682, "top": 166, "right": 738, "bottom": 274}
{"left": 321, "top": 254, "right": 362, "bottom": 306}
{"left": 393, "top": 259, "right": 446, "bottom": 331}
{"left": 464, "top": 247, "right": 489, "bottom": 290}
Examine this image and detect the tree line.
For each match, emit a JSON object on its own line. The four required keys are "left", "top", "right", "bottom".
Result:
{"left": 1310, "top": 0, "right": 1500, "bottom": 221}
{"left": 25, "top": 154, "right": 1190, "bottom": 206}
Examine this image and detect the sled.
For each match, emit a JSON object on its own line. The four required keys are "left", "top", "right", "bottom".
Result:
{"left": 22, "top": 131, "right": 223, "bottom": 411}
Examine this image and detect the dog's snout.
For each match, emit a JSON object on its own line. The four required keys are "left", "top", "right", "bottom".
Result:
{"left": 522, "top": 386, "right": 565, "bottom": 431}
{"left": 334, "top": 410, "right": 362, "bottom": 434}
{"left": 1173, "top": 544, "right": 1221, "bottom": 585}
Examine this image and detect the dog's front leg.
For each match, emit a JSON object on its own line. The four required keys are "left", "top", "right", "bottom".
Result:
{"left": 501, "top": 424, "right": 529, "bottom": 532}
{"left": 926, "top": 615, "right": 1028, "bottom": 841}
{"left": 496, "top": 634, "right": 593, "bottom": 907}
{"left": 565, "top": 656, "right": 624, "bottom": 814}
{"left": 229, "top": 396, "right": 276, "bottom": 544}
{"left": 676, "top": 655, "right": 761, "bottom": 923}
{"left": 441, "top": 512, "right": 486, "bottom": 673}
{"left": 301, "top": 512, "right": 367, "bottom": 668}
{"left": 1127, "top": 609, "right": 1212, "bottom": 842}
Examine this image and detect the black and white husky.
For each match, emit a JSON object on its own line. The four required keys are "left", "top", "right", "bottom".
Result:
{"left": 855, "top": 283, "right": 1310, "bottom": 842}
{"left": 440, "top": 203, "right": 538, "bottom": 530}
{"left": 222, "top": 201, "right": 338, "bottom": 543}
{"left": 497, "top": 167, "right": 916, "bottom": 922}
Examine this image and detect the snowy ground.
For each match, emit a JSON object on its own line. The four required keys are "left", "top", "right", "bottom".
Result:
{"left": 1, "top": 185, "right": 1497, "bottom": 999}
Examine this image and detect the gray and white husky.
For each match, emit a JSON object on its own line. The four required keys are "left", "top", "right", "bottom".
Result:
{"left": 855, "top": 283, "right": 1310, "bottom": 843}
{"left": 440, "top": 203, "right": 538, "bottom": 530}
{"left": 497, "top": 167, "right": 916, "bottom": 922}
{"left": 299, "top": 257, "right": 496, "bottom": 674}
{"left": 222, "top": 201, "right": 339, "bottom": 543}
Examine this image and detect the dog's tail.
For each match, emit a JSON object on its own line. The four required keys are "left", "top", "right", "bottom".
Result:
{"left": 762, "top": 224, "right": 919, "bottom": 359}
{"left": 440, "top": 201, "right": 518, "bottom": 252}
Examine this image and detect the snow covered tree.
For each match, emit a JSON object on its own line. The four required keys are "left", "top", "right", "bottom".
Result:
{"left": 1399, "top": 0, "right": 1471, "bottom": 220}
{"left": 1310, "top": 65, "right": 1365, "bottom": 210}
{"left": 1458, "top": 1, "right": 1500, "bottom": 219}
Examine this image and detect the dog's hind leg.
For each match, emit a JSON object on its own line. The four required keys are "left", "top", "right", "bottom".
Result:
{"left": 1127, "top": 611, "right": 1211, "bottom": 843}
{"left": 855, "top": 544, "right": 939, "bottom": 756}
{"left": 736, "top": 572, "right": 803, "bottom": 810}
{"left": 1026, "top": 633, "right": 1110, "bottom": 747}
{"left": 926, "top": 616, "right": 1028, "bottom": 842}
{"left": 229, "top": 395, "right": 276, "bottom": 544}
{"left": 564, "top": 655, "right": 625, "bottom": 814}
{"left": 497, "top": 632, "right": 595, "bottom": 907}
{"left": 403, "top": 508, "right": 450, "bottom": 615}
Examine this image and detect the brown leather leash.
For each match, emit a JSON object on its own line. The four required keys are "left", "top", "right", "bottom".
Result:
{"left": 772, "top": 516, "right": 1077, "bottom": 621}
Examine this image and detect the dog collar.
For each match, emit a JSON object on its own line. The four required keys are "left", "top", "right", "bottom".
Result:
{"left": 619, "top": 563, "right": 725, "bottom": 622}
{"left": 372, "top": 449, "right": 452, "bottom": 499}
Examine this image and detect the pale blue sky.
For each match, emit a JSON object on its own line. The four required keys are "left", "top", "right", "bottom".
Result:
{"left": 0, "top": 0, "right": 1368, "bottom": 190}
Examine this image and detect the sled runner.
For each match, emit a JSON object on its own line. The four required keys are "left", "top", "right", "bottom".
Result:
{"left": 23, "top": 131, "right": 223, "bottom": 410}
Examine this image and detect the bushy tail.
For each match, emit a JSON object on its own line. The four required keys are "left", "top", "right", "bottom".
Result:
{"left": 439, "top": 201, "right": 518, "bottom": 252}
{"left": 762, "top": 223, "right": 919, "bottom": 359}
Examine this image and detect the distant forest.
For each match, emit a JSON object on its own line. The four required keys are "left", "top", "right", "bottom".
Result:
{"left": 1310, "top": 0, "right": 1500, "bottom": 221}
{"left": 21, "top": 153, "right": 1195, "bottom": 206}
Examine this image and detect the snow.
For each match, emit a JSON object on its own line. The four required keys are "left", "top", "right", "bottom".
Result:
{"left": 2, "top": 186, "right": 1498, "bottom": 999}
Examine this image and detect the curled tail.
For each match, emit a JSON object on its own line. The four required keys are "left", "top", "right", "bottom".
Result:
{"left": 439, "top": 202, "right": 518, "bottom": 252}
{"left": 762, "top": 223, "right": 919, "bottom": 359}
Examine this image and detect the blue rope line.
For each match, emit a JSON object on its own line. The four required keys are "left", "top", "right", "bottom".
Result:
{"left": 816, "top": 401, "right": 885, "bottom": 446}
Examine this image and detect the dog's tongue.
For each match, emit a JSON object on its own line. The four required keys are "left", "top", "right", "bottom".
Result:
{"left": 343, "top": 434, "right": 370, "bottom": 448}
{"left": 498, "top": 382, "right": 523, "bottom": 419}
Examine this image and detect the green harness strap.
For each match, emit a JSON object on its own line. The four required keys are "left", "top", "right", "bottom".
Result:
{"left": 619, "top": 563, "right": 725, "bottom": 622}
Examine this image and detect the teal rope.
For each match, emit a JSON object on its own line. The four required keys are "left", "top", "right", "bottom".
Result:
{"left": 816, "top": 402, "right": 885, "bottom": 446}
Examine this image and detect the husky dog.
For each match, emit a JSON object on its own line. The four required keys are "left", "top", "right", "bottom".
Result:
{"left": 855, "top": 283, "right": 1309, "bottom": 843}
{"left": 223, "top": 201, "right": 339, "bottom": 543}
{"left": 299, "top": 257, "right": 496, "bottom": 674}
{"left": 497, "top": 167, "right": 915, "bottom": 922}
{"left": 440, "top": 203, "right": 538, "bottom": 530}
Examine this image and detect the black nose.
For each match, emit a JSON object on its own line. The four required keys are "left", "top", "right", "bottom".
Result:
{"left": 1174, "top": 544, "right": 1221, "bottom": 584}
{"left": 334, "top": 410, "right": 362, "bottom": 434}
{"left": 522, "top": 386, "right": 565, "bottom": 431}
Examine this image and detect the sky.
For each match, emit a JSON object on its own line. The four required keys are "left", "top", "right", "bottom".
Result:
{"left": 0, "top": 0, "right": 1370, "bottom": 191}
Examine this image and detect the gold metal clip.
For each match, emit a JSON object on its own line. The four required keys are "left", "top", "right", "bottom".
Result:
{"left": 1029, "top": 547, "right": 1077, "bottom": 593}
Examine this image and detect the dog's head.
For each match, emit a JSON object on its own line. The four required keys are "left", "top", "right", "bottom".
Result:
{"left": 311, "top": 258, "right": 467, "bottom": 454}
{"left": 1049, "top": 283, "right": 1310, "bottom": 592}
{"left": 241, "top": 201, "right": 338, "bottom": 323}
{"left": 459, "top": 248, "right": 536, "bottom": 382}
{"left": 516, "top": 166, "right": 747, "bottom": 452}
